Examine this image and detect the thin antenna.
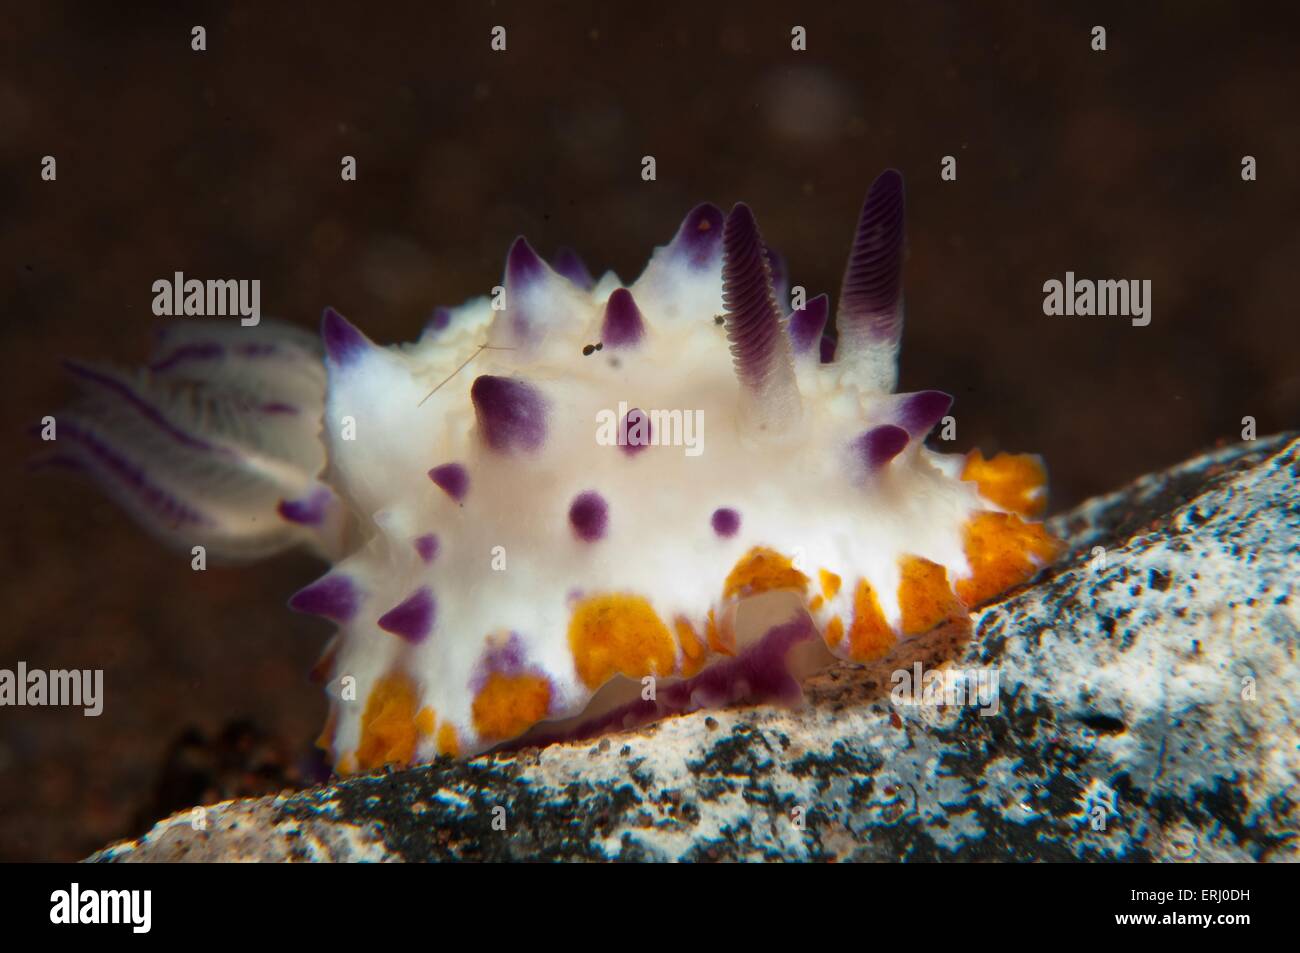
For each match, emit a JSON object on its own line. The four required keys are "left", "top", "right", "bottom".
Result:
{"left": 417, "top": 343, "right": 515, "bottom": 407}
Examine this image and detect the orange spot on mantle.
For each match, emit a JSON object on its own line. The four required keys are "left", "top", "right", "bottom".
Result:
{"left": 472, "top": 672, "right": 553, "bottom": 742}
{"left": 955, "top": 511, "right": 1063, "bottom": 607}
{"left": 569, "top": 593, "right": 678, "bottom": 688}
{"left": 819, "top": 569, "right": 842, "bottom": 601}
{"left": 962, "top": 449, "right": 1049, "bottom": 518}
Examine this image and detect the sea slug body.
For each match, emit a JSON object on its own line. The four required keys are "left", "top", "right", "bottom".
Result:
{"left": 44, "top": 170, "right": 1062, "bottom": 772}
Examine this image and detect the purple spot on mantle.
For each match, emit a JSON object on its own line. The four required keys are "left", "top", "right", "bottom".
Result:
{"left": 321, "top": 307, "right": 371, "bottom": 367}
{"left": 672, "top": 203, "right": 725, "bottom": 268}
{"left": 428, "top": 462, "right": 469, "bottom": 502}
{"left": 277, "top": 487, "right": 332, "bottom": 526}
{"left": 470, "top": 376, "right": 547, "bottom": 452}
{"left": 377, "top": 587, "right": 435, "bottom": 644}
{"left": 619, "top": 407, "right": 652, "bottom": 455}
{"left": 856, "top": 424, "right": 910, "bottom": 471}
{"left": 569, "top": 491, "right": 609, "bottom": 542}
{"left": 289, "top": 574, "right": 358, "bottom": 622}
{"left": 711, "top": 507, "right": 741, "bottom": 538}
{"left": 413, "top": 533, "right": 439, "bottom": 563}
{"left": 601, "top": 288, "right": 645, "bottom": 347}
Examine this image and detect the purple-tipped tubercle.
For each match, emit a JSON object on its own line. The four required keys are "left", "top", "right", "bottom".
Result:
{"left": 552, "top": 246, "right": 595, "bottom": 290}
{"left": 428, "top": 462, "right": 469, "bottom": 502}
{"left": 427, "top": 307, "right": 453, "bottom": 334}
{"left": 672, "top": 203, "right": 725, "bottom": 268}
{"left": 289, "top": 574, "right": 359, "bottom": 622}
{"left": 470, "top": 376, "right": 547, "bottom": 453}
{"left": 277, "top": 487, "right": 333, "bottom": 526}
{"left": 321, "top": 307, "right": 372, "bottom": 367}
{"left": 856, "top": 423, "right": 910, "bottom": 471}
{"left": 377, "top": 587, "right": 436, "bottom": 644}
{"left": 897, "top": 390, "right": 953, "bottom": 438}
{"left": 600, "top": 288, "right": 646, "bottom": 347}
{"left": 413, "top": 533, "right": 439, "bottom": 563}
{"left": 506, "top": 236, "right": 547, "bottom": 288}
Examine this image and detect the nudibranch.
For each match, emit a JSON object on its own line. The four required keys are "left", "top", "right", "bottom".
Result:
{"left": 44, "top": 170, "right": 1061, "bottom": 772}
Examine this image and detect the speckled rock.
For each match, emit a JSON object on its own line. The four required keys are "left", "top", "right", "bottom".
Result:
{"left": 88, "top": 434, "right": 1300, "bottom": 862}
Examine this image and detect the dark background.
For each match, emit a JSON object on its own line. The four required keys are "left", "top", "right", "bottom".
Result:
{"left": 1, "top": 2, "right": 1296, "bottom": 860}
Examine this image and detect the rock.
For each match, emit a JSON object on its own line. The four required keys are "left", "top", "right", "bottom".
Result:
{"left": 88, "top": 434, "right": 1300, "bottom": 862}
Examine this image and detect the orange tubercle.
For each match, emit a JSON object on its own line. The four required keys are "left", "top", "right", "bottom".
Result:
{"left": 471, "top": 671, "right": 553, "bottom": 742}
{"left": 436, "top": 722, "right": 461, "bottom": 758}
{"left": 356, "top": 672, "right": 422, "bottom": 771}
{"left": 415, "top": 706, "right": 436, "bottom": 737}
{"left": 847, "top": 578, "right": 896, "bottom": 660}
{"left": 674, "top": 616, "right": 709, "bottom": 677}
{"left": 819, "top": 569, "right": 842, "bottom": 600}
{"left": 723, "top": 547, "right": 809, "bottom": 600}
{"left": 824, "top": 615, "right": 845, "bottom": 651}
{"left": 897, "top": 555, "right": 966, "bottom": 636}
{"left": 569, "top": 593, "right": 678, "bottom": 688}
{"left": 955, "top": 510, "right": 1063, "bottom": 607}
{"left": 962, "top": 449, "right": 1049, "bottom": 518}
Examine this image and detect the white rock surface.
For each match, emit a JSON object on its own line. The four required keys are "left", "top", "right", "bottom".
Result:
{"left": 89, "top": 434, "right": 1300, "bottom": 862}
